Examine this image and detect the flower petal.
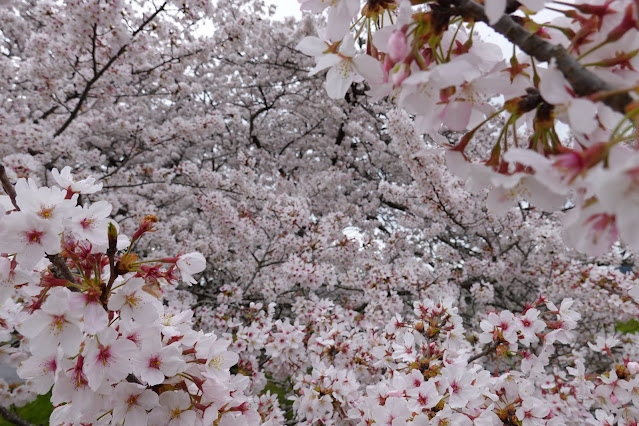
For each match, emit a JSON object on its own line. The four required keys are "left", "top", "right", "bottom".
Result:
{"left": 326, "top": 62, "right": 354, "bottom": 99}
{"left": 485, "top": 0, "right": 506, "bottom": 24}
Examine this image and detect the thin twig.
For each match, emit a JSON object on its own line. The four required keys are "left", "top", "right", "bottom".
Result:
{"left": 0, "top": 164, "right": 19, "bottom": 211}
{"left": 468, "top": 341, "right": 500, "bottom": 363}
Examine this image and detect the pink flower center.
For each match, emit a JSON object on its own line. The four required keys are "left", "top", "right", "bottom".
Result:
{"left": 148, "top": 355, "right": 161, "bottom": 370}
{"left": 417, "top": 394, "right": 429, "bottom": 406}
{"left": 38, "top": 206, "right": 55, "bottom": 219}
{"left": 49, "top": 315, "right": 65, "bottom": 334}
{"left": 81, "top": 218, "right": 94, "bottom": 230}
{"left": 97, "top": 346, "right": 112, "bottom": 366}
{"left": 26, "top": 230, "right": 44, "bottom": 244}
{"left": 127, "top": 394, "right": 139, "bottom": 407}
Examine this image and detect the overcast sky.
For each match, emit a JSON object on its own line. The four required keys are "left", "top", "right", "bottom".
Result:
{"left": 265, "top": 0, "right": 302, "bottom": 20}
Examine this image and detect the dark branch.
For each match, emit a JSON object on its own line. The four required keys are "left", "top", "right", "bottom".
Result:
{"left": 47, "top": 254, "right": 78, "bottom": 285}
{"left": 53, "top": 3, "right": 168, "bottom": 137}
{"left": 451, "top": 0, "right": 634, "bottom": 114}
{"left": 468, "top": 340, "right": 500, "bottom": 362}
{"left": 0, "top": 406, "right": 35, "bottom": 426}
{"left": 0, "top": 164, "right": 19, "bottom": 211}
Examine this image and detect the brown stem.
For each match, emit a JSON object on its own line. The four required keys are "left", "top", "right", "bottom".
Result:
{"left": 46, "top": 254, "right": 76, "bottom": 283}
{"left": 46, "top": 254, "right": 80, "bottom": 292}
{"left": 468, "top": 340, "right": 500, "bottom": 362}
{"left": 0, "top": 164, "right": 19, "bottom": 211}
{"left": 100, "top": 230, "right": 119, "bottom": 306}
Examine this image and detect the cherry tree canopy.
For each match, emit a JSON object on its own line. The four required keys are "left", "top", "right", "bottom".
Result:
{"left": 0, "top": 0, "right": 638, "bottom": 425}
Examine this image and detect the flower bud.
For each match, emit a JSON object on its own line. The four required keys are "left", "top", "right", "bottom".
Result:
{"left": 605, "top": 4, "right": 638, "bottom": 43}
{"left": 107, "top": 222, "right": 117, "bottom": 254}
{"left": 115, "top": 253, "right": 139, "bottom": 275}
{"left": 131, "top": 215, "right": 158, "bottom": 242}
{"left": 388, "top": 30, "right": 408, "bottom": 63}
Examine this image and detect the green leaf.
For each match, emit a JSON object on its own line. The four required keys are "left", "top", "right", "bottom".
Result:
{"left": 616, "top": 319, "right": 639, "bottom": 334}
{"left": 0, "top": 392, "right": 53, "bottom": 426}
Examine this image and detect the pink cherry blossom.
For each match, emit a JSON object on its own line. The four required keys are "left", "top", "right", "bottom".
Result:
{"left": 133, "top": 339, "right": 186, "bottom": 386}
{"left": 107, "top": 277, "right": 163, "bottom": 323}
{"left": 297, "top": 34, "right": 384, "bottom": 99}
{"left": 176, "top": 252, "right": 206, "bottom": 285}
{"left": 51, "top": 166, "right": 103, "bottom": 195}
{"left": 1, "top": 212, "right": 63, "bottom": 268}
{"left": 83, "top": 327, "right": 137, "bottom": 390}
{"left": 111, "top": 382, "right": 159, "bottom": 426}
{"left": 17, "top": 287, "right": 83, "bottom": 355}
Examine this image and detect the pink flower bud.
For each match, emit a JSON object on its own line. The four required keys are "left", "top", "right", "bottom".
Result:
{"left": 387, "top": 30, "right": 408, "bottom": 63}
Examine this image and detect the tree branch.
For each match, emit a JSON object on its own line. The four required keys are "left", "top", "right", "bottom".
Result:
{"left": 0, "top": 164, "right": 19, "bottom": 211}
{"left": 0, "top": 406, "right": 35, "bottom": 426}
{"left": 468, "top": 340, "right": 500, "bottom": 362}
{"left": 47, "top": 254, "right": 78, "bottom": 285}
{"left": 53, "top": 2, "right": 168, "bottom": 138}
{"left": 450, "top": 0, "right": 634, "bottom": 114}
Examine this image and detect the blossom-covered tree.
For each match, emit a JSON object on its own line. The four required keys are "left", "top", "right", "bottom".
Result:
{"left": 0, "top": 0, "right": 638, "bottom": 425}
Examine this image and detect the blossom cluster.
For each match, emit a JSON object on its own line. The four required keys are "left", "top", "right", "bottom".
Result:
{"left": 0, "top": 166, "right": 637, "bottom": 424}
{"left": 1, "top": 0, "right": 639, "bottom": 424}
{"left": 0, "top": 168, "right": 279, "bottom": 425}
{"left": 297, "top": 0, "right": 639, "bottom": 260}
{"left": 195, "top": 289, "right": 639, "bottom": 425}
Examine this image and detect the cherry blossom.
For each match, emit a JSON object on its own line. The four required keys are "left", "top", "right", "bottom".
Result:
{"left": 83, "top": 327, "right": 137, "bottom": 390}
{"left": 111, "top": 382, "right": 159, "bottom": 426}
{"left": 0, "top": 0, "right": 639, "bottom": 424}
{"left": 297, "top": 34, "right": 383, "bottom": 99}
{"left": 133, "top": 340, "right": 186, "bottom": 386}
{"left": 51, "top": 166, "right": 103, "bottom": 195}
{"left": 176, "top": 252, "right": 206, "bottom": 285}
{"left": 1, "top": 212, "right": 63, "bottom": 268}
{"left": 107, "top": 277, "right": 163, "bottom": 323}
{"left": 17, "top": 287, "right": 83, "bottom": 355}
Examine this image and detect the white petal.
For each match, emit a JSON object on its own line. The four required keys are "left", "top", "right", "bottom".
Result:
{"left": 295, "top": 36, "right": 328, "bottom": 57}
{"left": 445, "top": 151, "right": 470, "bottom": 180}
{"left": 372, "top": 27, "right": 393, "bottom": 53}
{"left": 326, "top": 62, "right": 354, "bottom": 99}
{"left": 568, "top": 98, "right": 597, "bottom": 134}
{"left": 352, "top": 54, "right": 384, "bottom": 84}
{"left": 539, "top": 67, "right": 571, "bottom": 105}
{"left": 485, "top": 0, "right": 506, "bottom": 25}
{"left": 338, "top": 33, "right": 357, "bottom": 57}
{"left": 487, "top": 187, "right": 515, "bottom": 216}
{"left": 629, "top": 284, "right": 639, "bottom": 303}
{"left": 519, "top": 0, "right": 547, "bottom": 12}
{"left": 299, "top": 0, "right": 329, "bottom": 13}
{"left": 440, "top": 101, "right": 472, "bottom": 132}
{"left": 326, "top": 1, "right": 359, "bottom": 41}
{"left": 309, "top": 54, "right": 341, "bottom": 76}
